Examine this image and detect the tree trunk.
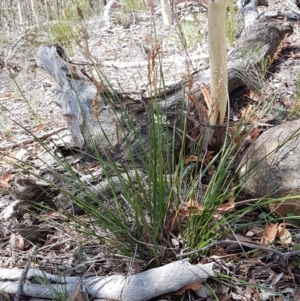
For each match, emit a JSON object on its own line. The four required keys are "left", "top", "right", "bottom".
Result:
{"left": 30, "top": 0, "right": 39, "bottom": 28}
{"left": 17, "top": 0, "right": 25, "bottom": 27}
{"left": 208, "top": 0, "right": 228, "bottom": 126}
{"left": 161, "top": 0, "right": 173, "bottom": 25}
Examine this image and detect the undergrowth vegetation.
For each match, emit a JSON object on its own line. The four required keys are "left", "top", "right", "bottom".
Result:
{"left": 122, "top": 0, "right": 147, "bottom": 13}
{"left": 226, "top": 0, "right": 238, "bottom": 45}
{"left": 173, "top": 20, "right": 205, "bottom": 50}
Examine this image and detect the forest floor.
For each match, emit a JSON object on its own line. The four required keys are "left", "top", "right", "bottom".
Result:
{"left": 1, "top": 0, "right": 300, "bottom": 300}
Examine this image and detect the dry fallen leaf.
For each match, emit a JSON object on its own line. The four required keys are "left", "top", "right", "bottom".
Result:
{"left": 277, "top": 223, "right": 292, "bottom": 245}
{"left": 178, "top": 198, "right": 204, "bottom": 216}
{"left": 0, "top": 92, "right": 12, "bottom": 100}
{"left": 0, "top": 172, "right": 13, "bottom": 188}
{"left": 217, "top": 203, "right": 235, "bottom": 213}
{"left": 277, "top": 222, "right": 286, "bottom": 237}
{"left": 33, "top": 124, "right": 45, "bottom": 133}
{"left": 249, "top": 126, "right": 260, "bottom": 141}
{"left": 261, "top": 222, "right": 278, "bottom": 246}
{"left": 172, "top": 282, "right": 203, "bottom": 295}
{"left": 240, "top": 104, "right": 255, "bottom": 118}
{"left": 248, "top": 90, "right": 262, "bottom": 102}
{"left": 268, "top": 199, "right": 300, "bottom": 217}
{"left": 16, "top": 234, "right": 25, "bottom": 251}
{"left": 185, "top": 198, "right": 200, "bottom": 208}
{"left": 183, "top": 154, "right": 203, "bottom": 164}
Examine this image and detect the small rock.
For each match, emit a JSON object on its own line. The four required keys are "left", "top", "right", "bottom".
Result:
{"left": 238, "top": 120, "right": 300, "bottom": 216}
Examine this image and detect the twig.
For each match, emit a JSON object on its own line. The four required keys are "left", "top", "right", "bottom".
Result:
{"left": 14, "top": 245, "right": 37, "bottom": 301}
{"left": 257, "top": 123, "right": 274, "bottom": 127}
{"left": 177, "top": 240, "right": 300, "bottom": 258}
{"left": 165, "top": 112, "right": 272, "bottom": 130}
{"left": 0, "top": 127, "right": 68, "bottom": 151}
{"left": 167, "top": 125, "right": 197, "bottom": 142}
{"left": 69, "top": 54, "right": 209, "bottom": 68}
{"left": 5, "top": 34, "right": 26, "bottom": 64}
{"left": 164, "top": 111, "right": 235, "bottom": 129}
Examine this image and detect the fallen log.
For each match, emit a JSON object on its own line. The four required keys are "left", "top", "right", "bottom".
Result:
{"left": 36, "top": 20, "right": 293, "bottom": 161}
{"left": 0, "top": 261, "right": 216, "bottom": 300}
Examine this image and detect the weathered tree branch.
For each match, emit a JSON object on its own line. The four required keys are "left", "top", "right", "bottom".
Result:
{"left": 0, "top": 261, "right": 216, "bottom": 300}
